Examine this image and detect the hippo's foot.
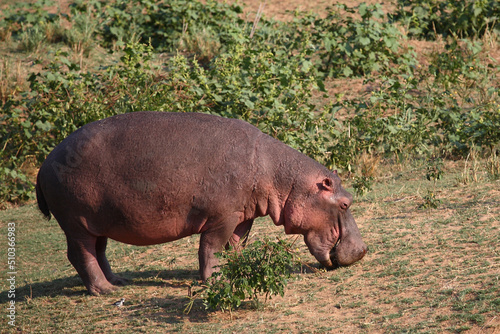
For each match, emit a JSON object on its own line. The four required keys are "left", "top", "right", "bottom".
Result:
{"left": 107, "top": 274, "right": 129, "bottom": 286}
{"left": 88, "top": 281, "right": 118, "bottom": 296}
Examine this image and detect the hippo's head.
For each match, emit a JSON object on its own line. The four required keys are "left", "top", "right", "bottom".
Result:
{"left": 284, "top": 171, "right": 367, "bottom": 268}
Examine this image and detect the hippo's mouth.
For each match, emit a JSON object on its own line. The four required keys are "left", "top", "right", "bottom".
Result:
{"left": 328, "top": 216, "right": 343, "bottom": 269}
{"left": 312, "top": 214, "right": 367, "bottom": 270}
{"left": 327, "top": 237, "right": 342, "bottom": 269}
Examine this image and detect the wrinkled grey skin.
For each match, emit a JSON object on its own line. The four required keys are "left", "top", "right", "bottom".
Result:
{"left": 36, "top": 112, "right": 367, "bottom": 295}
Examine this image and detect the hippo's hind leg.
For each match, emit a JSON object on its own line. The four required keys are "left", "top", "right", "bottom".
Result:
{"left": 60, "top": 216, "right": 116, "bottom": 295}
{"left": 96, "top": 237, "right": 128, "bottom": 286}
{"left": 66, "top": 237, "right": 116, "bottom": 295}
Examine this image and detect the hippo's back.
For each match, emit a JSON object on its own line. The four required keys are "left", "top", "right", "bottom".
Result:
{"left": 37, "top": 112, "right": 263, "bottom": 244}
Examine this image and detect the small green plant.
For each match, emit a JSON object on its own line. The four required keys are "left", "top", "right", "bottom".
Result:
{"left": 420, "top": 156, "right": 443, "bottom": 208}
{"left": 426, "top": 157, "right": 444, "bottom": 183}
{"left": 64, "top": 5, "right": 100, "bottom": 57}
{"left": 420, "top": 190, "right": 441, "bottom": 209}
{"left": 19, "top": 24, "right": 46, "bottom": 52}
{"left": 186, "top": 238, "right": 296, "bottom": 314}
{"left": 353, "top": 176, "right": 374, "bottom": 197}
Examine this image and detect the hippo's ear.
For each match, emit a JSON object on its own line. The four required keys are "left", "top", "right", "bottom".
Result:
{"left": 320, "top": 178, "right": 334, "bottom": 192}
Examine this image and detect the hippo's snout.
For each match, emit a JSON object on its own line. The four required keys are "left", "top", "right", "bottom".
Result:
{"left": 328, "top": 239, "right": 368, "bottom": 268}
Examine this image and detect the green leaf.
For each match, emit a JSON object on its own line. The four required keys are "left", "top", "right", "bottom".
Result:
{"left": 35, "top": 120, "right": 53, "bottom": 131}
{"left": 343, "top": 66, "right": 353, "bottom": 77}
{"left": 359, "top": 36, "right": 371, "bottom": 46}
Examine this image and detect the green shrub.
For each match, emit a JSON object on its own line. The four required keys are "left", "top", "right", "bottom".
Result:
{"left": 325, "top": 37, "right": 499, "bottom": 162}
{"left": 420, "top": 191, "right": 441, "bottom": 209}
{"left": 393, "top": 0, "right": 500, "bottom": 39}
{"left": 305, "top": 3, "right": 417, "bottom": 77}
{"left": 198, "top": 238, "right": 296, "bottom": 312}
{"left": 19, "top": 24, "right": 47, "bottom": 52}
{"left": 95, "top": 0, "right": 244, "bottom": 52}
{"left": 353, "top": 175, "right": 374, "bottom": 197}
{"left": 63, "top": 4, "right": 100, "bottom": 56}
{"left": 428, "top": 40, "right": 500, "bottom": 154}
{"left": 0, "top": 0, "right": 61, "bottom": 40}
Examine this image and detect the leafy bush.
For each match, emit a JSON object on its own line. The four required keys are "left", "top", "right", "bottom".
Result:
{"left": 324, "top": 37, "right": 499, "bottom": 163}
{"left": 393, "top": 0, "right": 500, "bottom": 39}
{"left": 353, "top": 175, "right": 374, "bottom": 197}
{"left": 94, "top": 0, "right": 244, "bottom": 52}
{"left": 0, "top": 0, "right": 61, "bottom": 37}
{"left": 420, "top": 191, "right": 441, "bottom": 209}
{"left": 64, "top": 4, "right": 100, "bottom": 56}
{"left": 305, "top": 3, "right": 417, "bottom": 77}
{"left": 322, "top": 72, "right": 438, "bottom": 167}
{"left": 200, "top": 238, "right": 295, "bottom": 312}
{"left": 428, "top": 40, "right": 500, "bottom": 153}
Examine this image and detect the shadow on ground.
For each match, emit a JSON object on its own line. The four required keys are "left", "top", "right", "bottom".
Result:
{"left": 0, "top": 269, "right": 198, "bottom": 302}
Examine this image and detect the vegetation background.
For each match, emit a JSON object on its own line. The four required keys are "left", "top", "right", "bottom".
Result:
{"left": 0, "top": 0, "right": 499, "bottom": 332}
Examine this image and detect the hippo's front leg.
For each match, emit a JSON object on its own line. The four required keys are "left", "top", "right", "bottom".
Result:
{"left": 198, "top": 215, "right": 245, "bottom": 280}
{"left": 226, "top": 219, "right": 254, "bottom": 250}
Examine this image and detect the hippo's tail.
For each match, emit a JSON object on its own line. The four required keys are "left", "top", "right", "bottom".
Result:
{"left": 35, "top": 173, "right": 51, "bottom": 220}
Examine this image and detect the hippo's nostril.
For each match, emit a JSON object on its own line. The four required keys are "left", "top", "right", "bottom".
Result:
{"left": 337, "top": 195, "right": 352, "bottom": 210}
{"left": 360, "top": 245, "right": 368, "bottom": 257}
{"left": 339, "top": 199, "right": 350, "bottom": 210}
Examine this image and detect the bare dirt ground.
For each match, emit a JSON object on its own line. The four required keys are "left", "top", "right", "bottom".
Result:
{"left": 240, "top": 0, "right": 388, "bottom": 20}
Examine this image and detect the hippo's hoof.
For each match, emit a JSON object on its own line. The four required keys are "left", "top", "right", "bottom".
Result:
{"left": 89, "top": 283, "right": 118, "bottom": 296}
{"left": 109, "top": 275, "right": 129, "bottom": 286}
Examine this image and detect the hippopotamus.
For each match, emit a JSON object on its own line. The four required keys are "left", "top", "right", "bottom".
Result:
{"left": 36, "top": 111, "right": 367, "bottom": 295}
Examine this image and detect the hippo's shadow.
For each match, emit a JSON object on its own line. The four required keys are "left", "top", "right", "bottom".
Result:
{"left": 139, "top": 296, "right": 210, "bottom": 324}
{"left": 0, "top": 268, "right": 212, "bottom": 324}
{"left": 0, "top": 268, "right": 198, "bottom": 303}
{"left": 118, "top": 268, "right": 199, "bottom": 286}
{"left": 1, "top": 261, "right": 326, "bottom": 304}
